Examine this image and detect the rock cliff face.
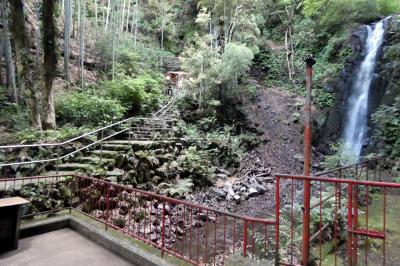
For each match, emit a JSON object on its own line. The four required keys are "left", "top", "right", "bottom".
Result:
{"left": 317, "top": 16, "right": 400, "bottom": 152}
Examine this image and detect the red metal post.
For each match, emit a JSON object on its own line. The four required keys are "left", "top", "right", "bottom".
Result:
{"left": 105, "top": 184, "right": 110, "bottom": 231}
{"left": 275, "top": 176, "right": 281, "bottom": 266}
{"left": 301, "top": 55, "right": 315, "bottom": 266}
{"left": 161, "top": 201, "right": 166, "bottom": 257}
{"left": 243, "top": 220, "right": 248, "bottom": 257}
{"left": 347, "top": 184, "right": 354, "bottom": 266}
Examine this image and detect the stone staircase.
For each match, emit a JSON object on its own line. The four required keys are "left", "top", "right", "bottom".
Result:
{"left": 42, "top": 105, "right": 181, "bottom": 180}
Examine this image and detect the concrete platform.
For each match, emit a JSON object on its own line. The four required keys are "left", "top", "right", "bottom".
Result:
{"left": 0, "top": 228, "right": 132, "bottom": 266}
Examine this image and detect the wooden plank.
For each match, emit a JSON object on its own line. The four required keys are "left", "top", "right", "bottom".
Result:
{"left": 0, "top": 197, "right": 29, "bottom": 208}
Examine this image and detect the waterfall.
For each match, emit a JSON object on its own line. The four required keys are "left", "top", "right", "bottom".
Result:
{"left": 343, "top": 20, "right": 386, "bottom": 159}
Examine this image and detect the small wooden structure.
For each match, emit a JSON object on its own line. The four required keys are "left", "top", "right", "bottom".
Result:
{"left": 166, "top": 71, "right": 188, "bottom": 90}
{"left": 0, "top": 197, "right": 29, "bottom": 252}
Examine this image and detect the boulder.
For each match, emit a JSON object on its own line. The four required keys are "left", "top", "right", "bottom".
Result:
{"left": 211, "top": 187, "right": 227, "bottom": 198}
{"left": 233, "top": 195, "right": 241, "bottom": 204}
{"left": 248, "top": 187, "right": 259, "bottom": 197}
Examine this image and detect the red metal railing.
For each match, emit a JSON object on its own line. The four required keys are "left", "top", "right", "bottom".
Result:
{"left": 316, "top": 157, "right": 385, "bottom": 181}
{"left": 0, "top": 174, "right": 276, "bottom": 265}
{"left": 2, "top": 158, "right": 399, "bottom": 266}
{"left": 275, "top": 173, "right": 400, "bottom": 266}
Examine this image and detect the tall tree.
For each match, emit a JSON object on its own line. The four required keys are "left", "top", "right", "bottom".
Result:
{"left": 275, "top": 0, "right": 298, "bottom": 85}
{"left": 120, "top": 0, "right": 126, "bottom": 33}
{"left": 64, "top": 0, "right": 72, "bottom": 83}
{"left": 1, "top": 0, "right": 17, "bottom": 103}
{"left": 111, "top": 0, "right": 117, "bottom": 79}
{"left": 9, "top": 0, "right": 42, "bottom": 129}
{"left": 105, "top": 0, "right": 111, "bottom": 31}
{"left": 78, "top": 0, "right": 86, "bottom": 88}
{"left": 94, "top": 0, "right": 98, "bottom": 28}
{"left": 132, "top": 0, "right": 140, "bottom": 45}
{"left": 42, "top": 0, "right": 57, "bottom": 129}
{"left": 125, "top": 0, "right": 131, "bottom": 31}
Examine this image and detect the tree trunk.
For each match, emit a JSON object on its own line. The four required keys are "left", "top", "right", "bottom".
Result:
{"left": 78, "top": 0, "right": 85, "bottom": 89}
{"left": 285, "top": 28, "right": 294, "bottom": 83}
{"left": 120, "top": 0, "right": 126, "bottom": 33}
{"left": 64, "top": 0, "right": 71, "bottom": 83}
{"left": 125, "top": 0, "right": 131, "bottom": 32}
{"left": 105, "top": 0, "right": 110, "bottom": 31}
{"left": 42, "top": 0, "right": 57, "bottom": 130}
{"left": 111, "top": 0, "right": 116, "bottom": 79}
{"left": 9, "top": 0, "right": 42, "bottom": 130}
{"left": 223, "top": 0, "right": 227, "bottom": 46}
{"left": 94, "top": 0, "right": 98, "bottom": 28}
{"left": 72, "top": 0, "right": 76, "bottom": 38}
{"left": 160, "top": 16, "right": 164, "bottom": 65}
{"left": 133, "top": 0, "right": 140, "bottom": 45}
{"left": 1, "top": 0, "right": 17, "bottom": 103}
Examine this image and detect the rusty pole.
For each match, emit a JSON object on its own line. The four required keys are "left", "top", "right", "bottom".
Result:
{"left": 302, "top": 55, "right": 315, "bottom": 266}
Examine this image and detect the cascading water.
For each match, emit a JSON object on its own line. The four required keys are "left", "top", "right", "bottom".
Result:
{"left": 343, "top": 20, "right": 386, "bottom": 159}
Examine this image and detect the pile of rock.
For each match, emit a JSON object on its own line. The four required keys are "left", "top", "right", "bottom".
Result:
{"left": 211, "top": 175, "right": 273, "bottom": 204}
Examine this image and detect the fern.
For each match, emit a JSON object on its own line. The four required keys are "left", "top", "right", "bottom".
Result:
{"left": 160, "top": 179, "right": 194, "bottom": 197}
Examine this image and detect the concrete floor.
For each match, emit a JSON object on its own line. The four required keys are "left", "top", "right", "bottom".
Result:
{"left": 0, "top": 228, "right": 132, "bottom": 266}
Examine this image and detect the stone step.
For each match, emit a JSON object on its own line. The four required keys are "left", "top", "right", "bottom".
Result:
{"left": 105, "top": 170, "right": 124, "bottom": 177}
{"left": 128, "top": 126, "right": 174, "bottom": 130}
{"left": 43, "top": 171, "right": 79, "bottom": 176}
{"left": 103, "top": 140, "right": 155, "bottom": 145}
{"left": 102, "top": 144, "right": 131, "bottom": 151}
{"left": 57, "top": 163, "right": 92, "bottom": 171}
{"left": 91, "top": 150, "right": 119, "bottom": 159}
{"left": 0, "top": 175, "right": 72, "bottom": 191}
{"left": 77, "top": 157, "right": 115, "bottom": 164}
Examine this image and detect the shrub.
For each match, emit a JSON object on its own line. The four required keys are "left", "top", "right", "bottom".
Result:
{"left": 101, "top": 79, "right": 145, "bottom": 112}
{"left": 15, "top": 126, "right": 93, "bottom": 144}
{"left": 372, "top": 97, "right": 400, "bottom": 162}
{"left": 56, "top": 92, "right": 126, "bottom": 127}
{"left": 101, "top": 73, "right": 164, "bottom": 114}
{"left": 160, "top": 179, "right": 194, "bottom": 198}
{"left": 321, "top": 141, "right": 357, "bottom": 170}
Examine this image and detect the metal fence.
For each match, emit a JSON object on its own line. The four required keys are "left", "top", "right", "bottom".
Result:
{"left": 0, "top": 174, "right": 277, "bottom": 265}
{"left": 2, "top": 157, "right": 399, "bottom": 265}
{"left": 0, "top": 93, "right": 178, "bottom": 173}
{"left": 316, "top": 157, "right": 389, "bottom": 181}
{"left": 275, "top": 171, "right": 400, "bottom": 266}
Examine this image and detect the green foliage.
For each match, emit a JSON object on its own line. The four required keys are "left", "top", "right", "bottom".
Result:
{"left": 160, "top": 178, "right": 194, "bottom": 197}
{"left": 15, "top": 126, "right": 93, "bottom": 144}
{"left": 182, "top": 37, "right": 254, "bottom": 102}
{"left": 56, "top": 92, "right": 126, "bottom": 127}
{"left": 303, "top": 0, "right": 327, "bottom": 17}
{"left": 178, "top": 146, "right": 214, "bottom": 185}
{"left": 372, "top": 97, "right": 400, "bottom": 169}
{"left": 321, "top": 141, "right": 357, "bottom": 170}
{"left": 303, "top": 0, "right": 399, "bottom": 32}
{"left": 101, "top": 73, "right": 164, "bottom": 114}
{"left": 378, "top": 0, "right": 400, "bottom": 15}
{"left": 95, "top": 34, "right": 170, "bottom": 77}
{"left": 8, "top": 178, "right": 74, "bottom": 216}
{"left": 114, "top": 48, "right": 142, "bottom": 77}
{"left": 179, "top": 120, "right": 251, "bottom": 170}
{"left": 0, "top": 104, "right": 30, "bottom": 134}
{"left": 181, "top": 34, "right": 222, "bottom": 102}
{"left": 221, "top": 43, "right": 254, "bottom": 81}
{"left": 113, "top": 217, "right": 126, "bottom": 228}
{"left": 257, "top": 49, "right": 287, "bottom": 84}
{"left": 0, "top": 85, "right": 7, "bottom": 103}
